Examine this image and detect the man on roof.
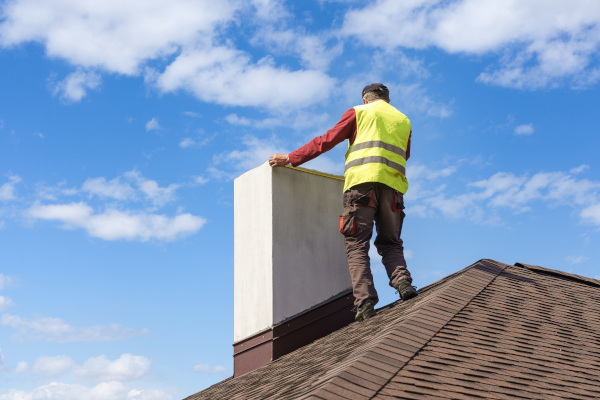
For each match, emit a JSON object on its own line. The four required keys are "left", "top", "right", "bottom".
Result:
{"left": 268, "top": 83, "right": 416, "bottom": 321}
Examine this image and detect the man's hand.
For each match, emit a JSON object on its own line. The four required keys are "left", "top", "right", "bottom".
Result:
{"left": 268, "top": 153, "right": 290, "bottom": 167}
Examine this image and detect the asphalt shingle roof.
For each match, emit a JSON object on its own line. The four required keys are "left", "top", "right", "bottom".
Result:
{"left": 186, "top": 259, "right": 600, "bottom": 400}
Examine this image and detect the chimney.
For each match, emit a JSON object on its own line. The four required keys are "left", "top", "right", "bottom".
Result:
{"left": 233, "top": 163, "right": 354, "bottom": 377}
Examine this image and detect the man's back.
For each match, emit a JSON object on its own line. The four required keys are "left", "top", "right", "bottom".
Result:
{"left": 344, "top": 100, "right": 411, "bottom": 193}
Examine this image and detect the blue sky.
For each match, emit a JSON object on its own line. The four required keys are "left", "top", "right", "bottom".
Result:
{"left": 1, "top": 0, "right": 600, "bottom": 398}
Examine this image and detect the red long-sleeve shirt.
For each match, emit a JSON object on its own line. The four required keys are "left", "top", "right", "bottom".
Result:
{"left": 288, "top": 107, "right": 411, "bottom": 167}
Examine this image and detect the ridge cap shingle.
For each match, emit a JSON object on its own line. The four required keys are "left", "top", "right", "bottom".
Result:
{"left": 514, "top": 262, "right": 600, "bottom": 288}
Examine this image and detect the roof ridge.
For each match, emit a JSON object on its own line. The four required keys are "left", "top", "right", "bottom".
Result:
{"left": 296, "top": 259, "right": 511, "bottom": 400}
{"left": 515, "top": 262, "right": 600, "bottom": 288}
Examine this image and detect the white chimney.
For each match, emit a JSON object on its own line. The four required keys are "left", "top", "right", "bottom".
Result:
{"left": 233, "top": 163, "right": 353, "bottom": 376}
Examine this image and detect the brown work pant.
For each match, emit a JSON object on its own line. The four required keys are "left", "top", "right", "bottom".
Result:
{"left": 340, "top": 182, "right": 412, "bottom": 308}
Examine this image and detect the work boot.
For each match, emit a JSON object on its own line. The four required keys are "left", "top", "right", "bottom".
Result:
{"left": 355, "top": 301, "right": 375, "bottom": 321}
{"left": 396, "top": 278, "right": 417, "bottom": 300}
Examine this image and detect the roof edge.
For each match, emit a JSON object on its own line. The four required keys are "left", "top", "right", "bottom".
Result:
{"left": 515, "top": 262, "right": 600, "bottom": 288}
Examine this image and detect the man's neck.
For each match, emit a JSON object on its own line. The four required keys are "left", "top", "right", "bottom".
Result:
{"left": 363, "top": 99, "right": 389, "bottom": 105}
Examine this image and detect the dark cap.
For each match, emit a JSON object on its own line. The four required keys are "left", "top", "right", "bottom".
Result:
{"left": 362, "top": 83, "right": 389, "bottom": 98}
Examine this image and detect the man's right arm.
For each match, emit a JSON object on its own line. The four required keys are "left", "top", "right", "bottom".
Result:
{"left": 286, "top": 108, "right": 357, "bottom": 167}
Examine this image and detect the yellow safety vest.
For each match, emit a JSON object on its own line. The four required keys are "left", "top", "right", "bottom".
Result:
{"left": 344, "top": 101, "right": 411, "bottom": 193}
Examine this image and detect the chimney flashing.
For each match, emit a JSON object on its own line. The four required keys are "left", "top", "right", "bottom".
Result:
{"left": 233, "top": 289, "right": 354, "bottom": 377}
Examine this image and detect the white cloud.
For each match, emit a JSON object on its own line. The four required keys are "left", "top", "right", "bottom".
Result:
{"left": 35, "top": 181, "right": 79, "bottom": 201}
{"left": 123, "top": 171, "right": 179, "bottom": 207}
{"left": 14, "top": 361, "right": 28, "bottom": 373}
{"left": 26, "top": 171, "right": 203, "bottom": 241}
{"left": 178, "top": 133, "right": 214, "bottom": 149}
{"left": 0, "top": 0, "right": 236, "bottom": 75}
{"left": 581, "top": 203, "right": 600, "bottom": 227}
{"left": 28, "top": 202, "right": 93, "bottom": 226}
{"left": 224, "top": 112, "right": 329, "bottom": 130}
{"left": 52, "top": 69, "right": 102, "bottom": 102}
{"left": 0, "top": 0, "right": 336, "bottom": 110}
{"left": 206, "top": 167, "right": 236, "bottom": 182}
{"left": 0, "top": 381, "right": 172, "bottom": 400}
{"left": 182, "top": 111, "right": 201, "bottom": 118}
{"left": 470, "top": 172, "right": 530, "bottom": 209}
{"left": 1, "top": 313, "right": 149, "bottom": 342}
{"left": 179, "top": 138, "right": 195, "bottom": 148}
{"left": 225, "top": 114, "right": 278, "bottom": 131}
{"left": 410, "top": 166, "right": 600, "bottom": 226}
{"left": 0, "top": 296, "right": 15, "bottom": 312}
{"left": 192, "top": 364, "right": 227, "bottom": 374}
{"left": 212, "top": 128, "right": 344, "bottom": 176}
{"left": 73, "top": 354, "right": 151, "bottom": 381}
{"left": 293, "top": 35, "right": 343, "bottom": 71}
{"left": 426, "top": 192, "right": 481, "bottom": 220}
{"left": 154, "top": 45, "right": 336, "bottom": 111}
{"left": 341, "top": 0, "right": 600, "bottom": 89}
{"left": 82, "top": 177, "right": 136, "bottom": 201}
{"left": 404, "top": 163, "right": 458, "bottom": 204}
{"left": 81, "top": 171, "right": 179, "bottom": 206}
{"left": 570, "top": 164, "right": 590, "bottom": 175}
{"left": 0, "top": 273, "right": 14, "bottom": 290}
{"left": 0, "top": 175, "right": 21, "bottom": 201}
{"left": 252, "top": 27, "right": 343, "bottom": 71}
{"left": 145, "top": 118, "right": 160, "bottom": 132}
{"left": 27, "top": 202, "right": 205, "bottom": 242}
{"left": 33, "top": 355, "right": 75, "bottom": 377}
{"left": 247, "top": 0, "right": 344, "bottom": 71}
{"left": 213, "top": 135, "right": 288, "bottom": 173}
{"left": 390, "top": 83, "right": 453, "bottom": 118}
{"left": 409, "top": 164, "right": 457, "bottom": 181}
{"left": 249, "top": 0, "right": 289, "bottom": 22}
{"left": 28, "top": 354, "right": 150, "bottom": 382}
{"left": 566, "top": 255, "right": 590, "bottom": 265}
{"left": 192, "top": 176, "right": 209, "bottom": 185}
{"left": 225, "top": 114, "right": 252, "bottom": 127}
{"left": 514, "top": 124, "right": 534, "bottom": 136}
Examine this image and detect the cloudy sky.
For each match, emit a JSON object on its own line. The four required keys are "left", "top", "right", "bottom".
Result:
{"left": 1, "top": 0, "right": 600, "bottom": 398}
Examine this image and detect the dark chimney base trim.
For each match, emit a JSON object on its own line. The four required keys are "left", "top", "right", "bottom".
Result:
{"left": 233, "top": 290, "right": 354, "bottom": 377}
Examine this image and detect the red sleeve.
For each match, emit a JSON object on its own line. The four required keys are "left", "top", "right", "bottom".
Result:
{"left": 406, "top": 131, "right": 411, "bottom": 160}
{"left": 289, "top": 108, "right": 356, "bottom": 167}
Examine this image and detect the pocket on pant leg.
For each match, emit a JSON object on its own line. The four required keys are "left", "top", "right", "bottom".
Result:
{"left": 341, "top": 186, "right": 375, "bottom": 237}
{"left": 390, "top": 190, "right": 406, "bottom": 236}
{"left": 392, "top": 190, "right": 405, "bottom": 211}
{"left": 339, "top": 208, "right": 356, "bottom": 236}
{"left": 398, "top": 209, "right": 406, "bottom": 236}
{"left": 343, "top": 186, "right": 374, "bottom": 208}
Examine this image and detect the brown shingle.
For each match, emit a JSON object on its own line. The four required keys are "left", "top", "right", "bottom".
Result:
{"left": 185, "top": 260, "right": 600, "bottom": 400}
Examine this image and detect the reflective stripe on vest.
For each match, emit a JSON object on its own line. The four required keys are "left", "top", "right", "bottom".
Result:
{"left": 347, "top": 140, "right": 406, "bottom": 159}
{"left": 344, "top": 101, "right": 410, "bottom": 193}
{"left": 344, "top": 155, "right": 406, "bottom": 176}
